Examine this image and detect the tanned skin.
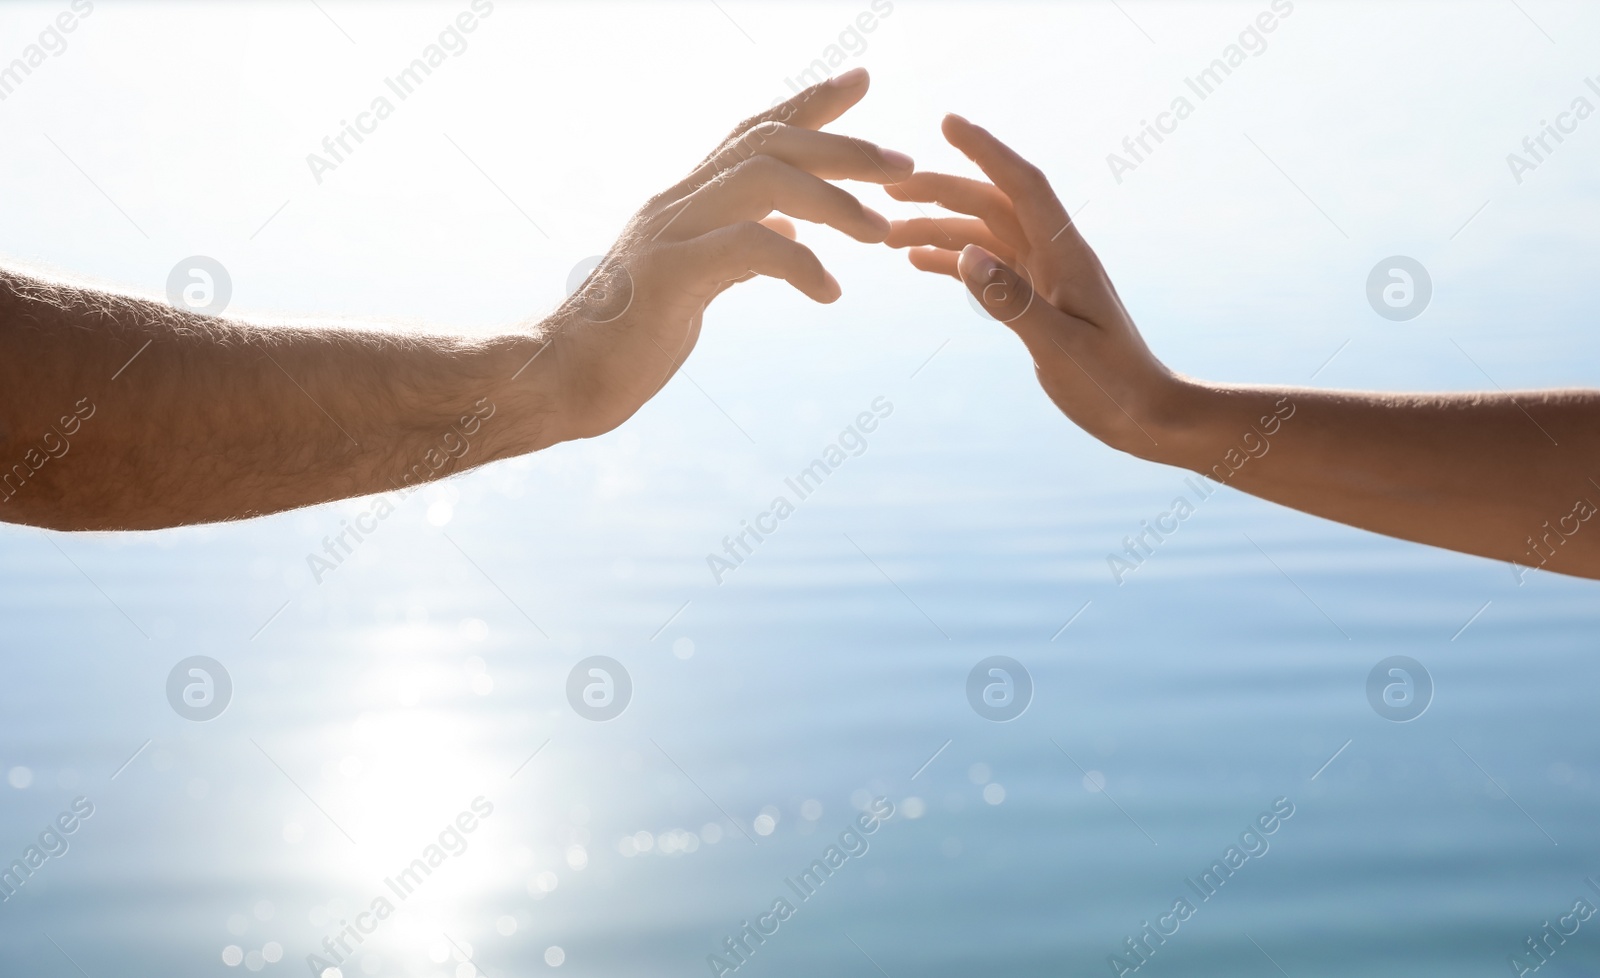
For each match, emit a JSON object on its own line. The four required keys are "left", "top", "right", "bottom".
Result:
{"left": 886, "top": 114, "right": 1600, "bottom": 581}
{"left": 8, "top": 77, "right": 1599, "bottom": 582}
{"left": 0, "top": 68, "right": 912, "bottom": 532}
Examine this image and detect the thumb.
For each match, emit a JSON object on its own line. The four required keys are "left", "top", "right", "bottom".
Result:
{"left": 957, "top": 245, "right": 1056, "bottom": 345}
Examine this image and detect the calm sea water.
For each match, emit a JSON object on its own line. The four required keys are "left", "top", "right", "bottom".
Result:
{"left": 3, "top": 2, "right": 1600, "bottom": 976}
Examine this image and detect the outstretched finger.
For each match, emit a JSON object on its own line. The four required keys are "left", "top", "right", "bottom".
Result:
{"left": 941, "top": 114, "right": 1074, "bottom": 248}
{"left": 886, "top": 217, "right": 1015, "bottom": 262}
{"left": 687, "top": 123, "right": 915, "bottom": 193}
{"left": 745, "top": 66, "right": 873, "bottom": 134}
{"left": 885, "top": 173, "right": 1027, "bottom": 250}
{"left": 956, "top": 244, "right": 1060, "bottom": 345}
{"left": 668, "top": 69, "right": 879, "bottom": 202}
{"left": 906, "top": 246, "right": 961, "bottom": 280}
{"left": 676, "top": 221, "right": 842, "bottom": 304}
{"left": 715, "top": 216, "right": 800, "bottom": 291}
{"left": 667, "top": 155, "right": 892, "bottom": 244}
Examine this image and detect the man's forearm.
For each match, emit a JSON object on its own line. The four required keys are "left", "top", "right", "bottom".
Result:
{"left": 1153, "top": 381, "right": 1600, "bottom": 578}
{"left": 0, "top": 266, "right": 564, "bottom": 530}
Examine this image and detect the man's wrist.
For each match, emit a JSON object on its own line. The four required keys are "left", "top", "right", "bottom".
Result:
{"left": 480, "top": 327, "right": 570, "bottom": 460}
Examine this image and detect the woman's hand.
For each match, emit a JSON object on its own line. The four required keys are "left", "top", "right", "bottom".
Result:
{"left": 884, "top": 113, "right": 1183, "bottom": 460}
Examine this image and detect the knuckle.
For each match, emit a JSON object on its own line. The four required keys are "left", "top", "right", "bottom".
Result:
{"left": 1020, "top": 161, "right": 1052, "bottom": 190}
{"left": 728, "top": 154, "right": 782, "bottom": 183}
{"left": 729, "top": 111, "right": 770, "bottom": 139}
{"left": 745, "top": 120, "right": 786, "bottom": 144}
{"left": 701, "top": 164, "right": 735, "bottom": 192}
{"left": 724, "top": 123, "right": 786, "bottom": 166}
{"left": 729, "top": 220, "right": 768, "bottom": 245}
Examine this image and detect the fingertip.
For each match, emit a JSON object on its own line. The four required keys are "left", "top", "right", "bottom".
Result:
{"left": 760, "top": 215, "right": 799, "bottom": 240}
{"left": 957, "top": 242, "right": 999, "bottom": 279}
{"left": 785, "top": 66, "right": 869, "bottom": 128}
{"left": 942, "top": 114, "right": 995, "bottom": 160}
{"left": 954, "top": 245, "right": 1036, "bottom": 325}
{"left": 863, "top": 208, "right": 892, "bottom": 242}
{"left": 820, "top": 269, "right": 843, "bottom": 302}
{"left": 830, "top": 66, "right": 869, "bottom": 89}
{"left": 880, "top": 148, "right": 915, "bottom": 177}
{"left": 907, "top": 246, "right": 962, "bottom": 280}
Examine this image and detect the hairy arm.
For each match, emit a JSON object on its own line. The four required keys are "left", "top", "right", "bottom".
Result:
{"left": 1, "top": 69, "right": 910, "bottom": 532}
{"left": 888, "top": 114, "right": 1600, "bottom": 580}
{"left": 0, "top": 268, "right": 552, "bottom": 530}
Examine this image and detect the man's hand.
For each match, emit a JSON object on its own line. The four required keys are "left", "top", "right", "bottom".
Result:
{"left": 545, "top": 66, "right": 913, "bottom": 441}
{"left": 884, "top": 113, "right": 1179, "bottom": 459}
{"left": 0, "top": 70, "right": 911, "bottom": 531}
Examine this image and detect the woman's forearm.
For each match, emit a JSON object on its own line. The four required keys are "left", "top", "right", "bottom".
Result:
{"left": 1154, "top": 381, "right": 1600, "bottom": 579}
{"left": 888, "top": 115, "right": 1600, "bottom": 581}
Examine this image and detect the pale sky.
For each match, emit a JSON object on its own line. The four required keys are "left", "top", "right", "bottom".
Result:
{"left": 2, "top": 0, "right": 1597, "bottom": 390}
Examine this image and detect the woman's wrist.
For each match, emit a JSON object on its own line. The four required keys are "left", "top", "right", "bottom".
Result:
{"left": 1105, "top": 370, "right": 1213, "bottom": 468}
{"left": 1141, "top": 377, "right": 1301, "bottom": 479}
{"left": 1131, "top": 374, "right": 1236, "bottom": 472}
